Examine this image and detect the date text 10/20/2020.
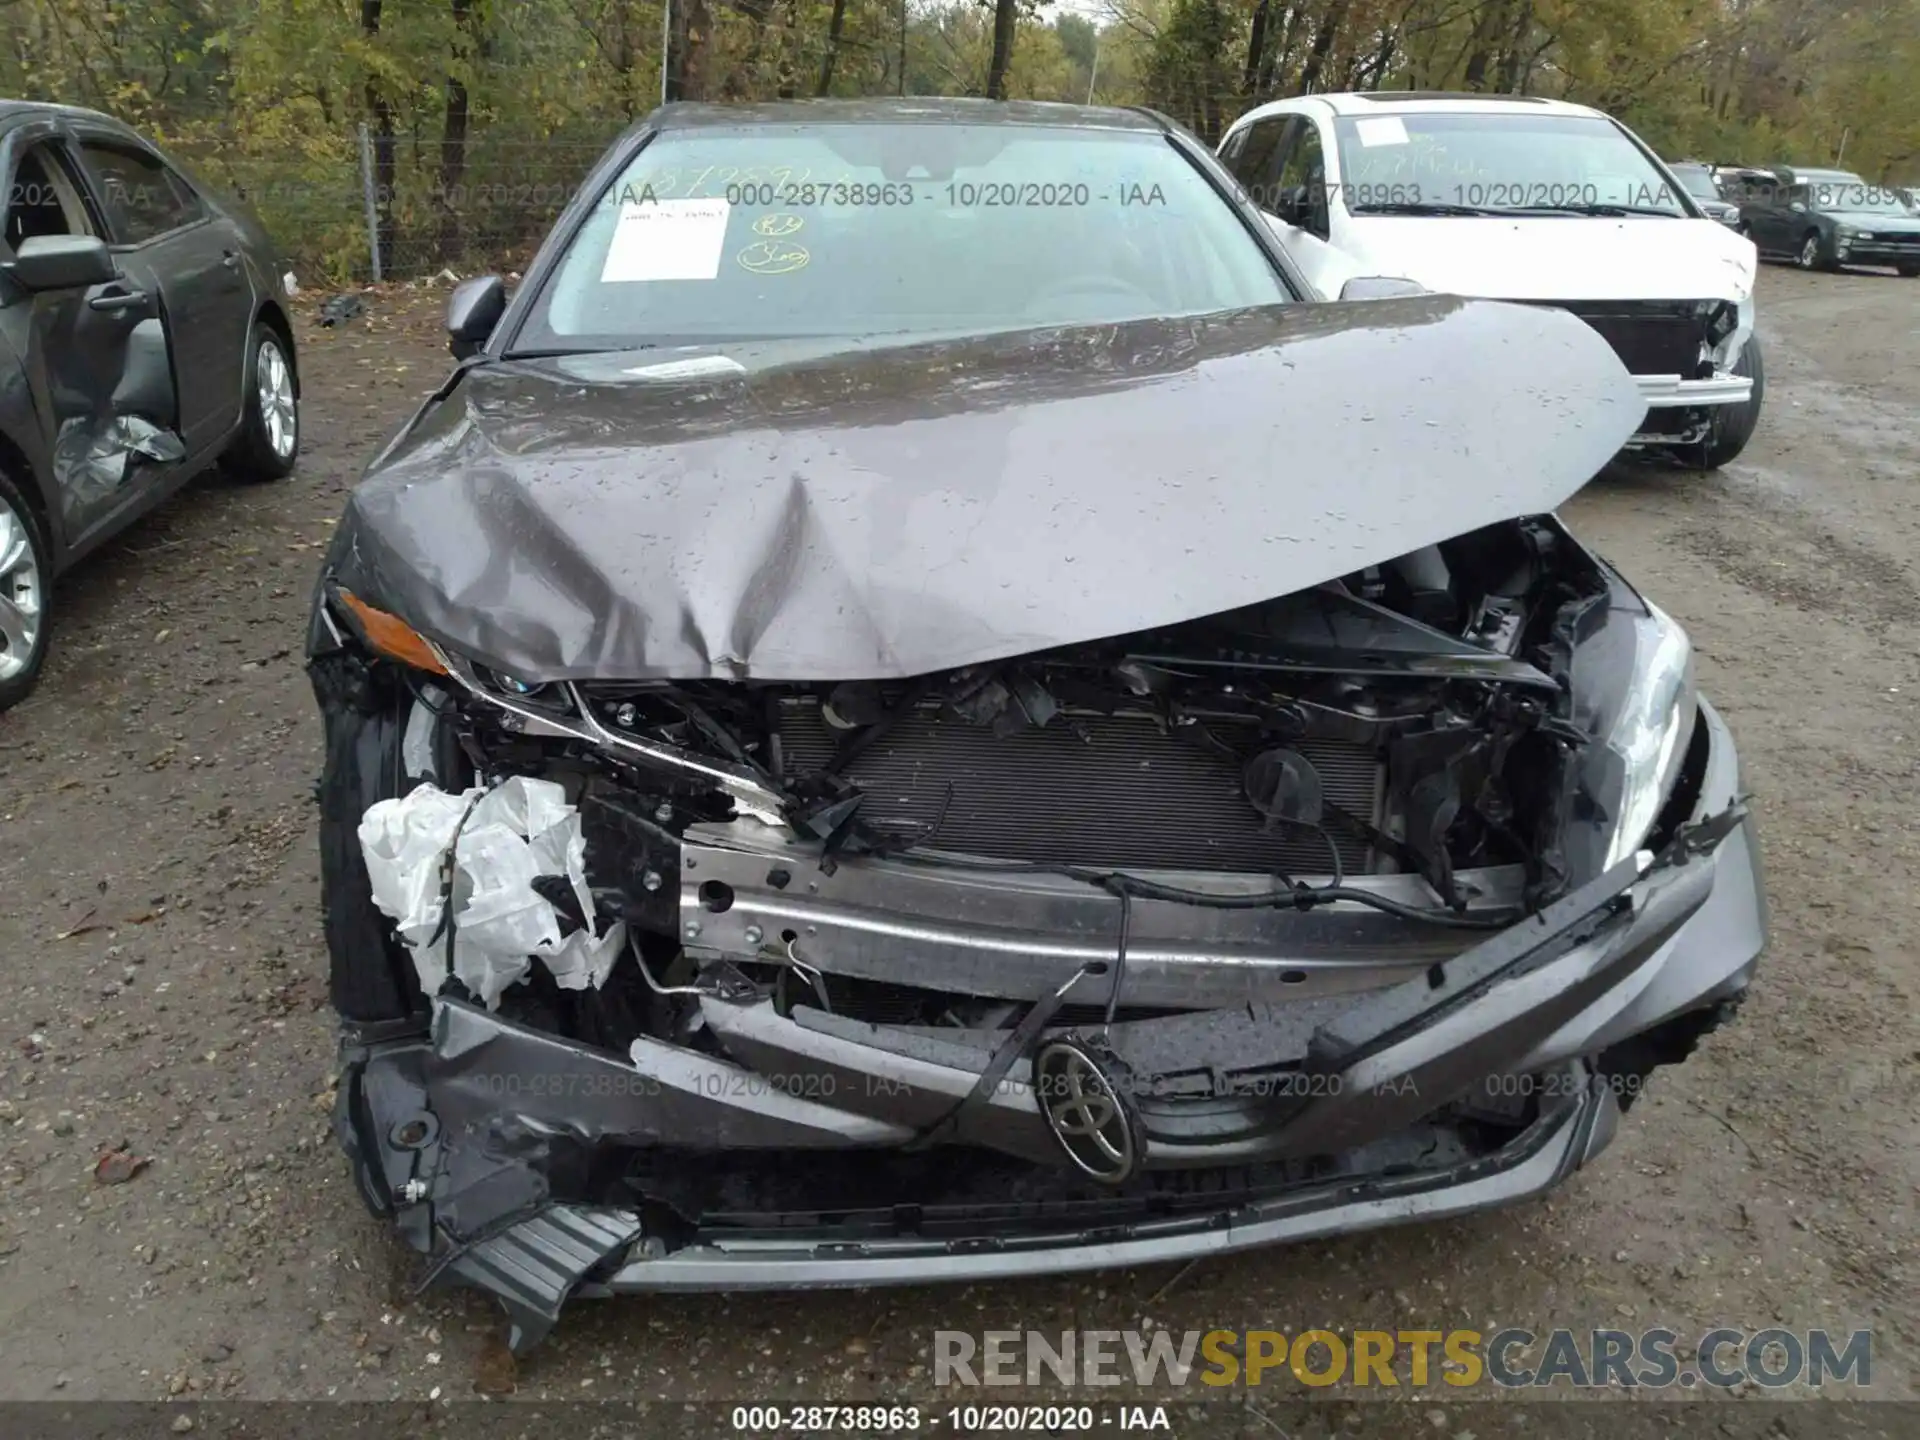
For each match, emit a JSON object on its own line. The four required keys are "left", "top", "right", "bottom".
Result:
{"left": 611, "top": 178, "right": 1173, "bottom": 209}
{"left": 730, "top": 1405, "right": 1176, "bottom": 1432}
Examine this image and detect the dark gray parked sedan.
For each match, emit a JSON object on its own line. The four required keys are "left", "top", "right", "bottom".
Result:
{"left": 307, "top": 99, "right": 1765, "bottom": 1354}
{"left": 0, "top": 99, "right": 300, "bottom": 709}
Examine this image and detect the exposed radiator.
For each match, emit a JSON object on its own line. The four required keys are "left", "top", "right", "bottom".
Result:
{"left": 778, "top": 701, "right": 1383, "bottom": 875}
{"left": 1537, "top": 301, "right": 1710, "bottom": 378}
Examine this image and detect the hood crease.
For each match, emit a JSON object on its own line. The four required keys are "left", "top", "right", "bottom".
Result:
{"left": 326, "top": 298, "right": 1645, "bottom": 682}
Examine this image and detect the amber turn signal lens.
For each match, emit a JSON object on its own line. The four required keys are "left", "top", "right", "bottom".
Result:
{"left": 335, "top": 588, "right": 450, "bottom": 675}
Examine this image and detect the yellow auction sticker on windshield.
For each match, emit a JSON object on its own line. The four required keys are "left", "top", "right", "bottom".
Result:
{"left": 752, "top": 212, "right": 805, "bottom": 238}
{"left": 600, "top": 197, "right": 731, "bottom": 283}
{"left": 737, "top": 239, "right": 810, "bottom": 275}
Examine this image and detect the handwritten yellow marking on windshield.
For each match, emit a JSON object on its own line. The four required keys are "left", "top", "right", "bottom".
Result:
{"left": 737, "top": 239, "right": 810, "bottom": 275}
{"left": 752, "top": 212, "right": 805, "bottom": 238}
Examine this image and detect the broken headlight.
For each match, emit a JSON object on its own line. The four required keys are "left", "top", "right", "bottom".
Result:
{"left": 1701, "top": 299, "right": 1739, "bottom": 347}
{"left": 332, "top": 587, "right": 451, "bottom": 676}
{"left": 478, "top": 666, "right": 548, "bottom": 698}
{"left": 1699, "top": 297, "right": 1749, "bottom": 367}
{"left": 1600, "top": 601, "right": 1697, "bottom": 868}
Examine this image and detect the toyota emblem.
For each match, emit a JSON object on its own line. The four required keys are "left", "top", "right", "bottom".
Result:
{"left": 1034, "top": 1038, "right": 1141, "bottom": 1185}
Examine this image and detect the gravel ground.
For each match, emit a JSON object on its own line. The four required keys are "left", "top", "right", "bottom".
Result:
{"left": 0, "top": 267, "right": 1915, "bottom": 1416}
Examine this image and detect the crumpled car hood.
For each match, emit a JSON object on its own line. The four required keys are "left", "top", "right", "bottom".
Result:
{"left": 325, "top": 296, "right": 1643, "bottom": 682}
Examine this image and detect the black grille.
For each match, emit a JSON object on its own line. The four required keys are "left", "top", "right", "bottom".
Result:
{"left": 778, "top": 701, "right": 1382, "bottom": 874}
{"left": 1537, "top": 301, "right": 1709, "bottom": 378}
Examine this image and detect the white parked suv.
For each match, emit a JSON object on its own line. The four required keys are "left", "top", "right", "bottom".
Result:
{"left": 1217, "top": 92, "right": 1764, "bottom": 467}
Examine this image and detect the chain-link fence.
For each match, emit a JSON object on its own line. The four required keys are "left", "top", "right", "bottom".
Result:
{"left": 167, "top": 125, "right": 630, "bottom": 286}
{"left": 161, "top": 128, "right": 374, "bottom": 285}
{"left": 356, "top": 131, "right": 626, "bottom": 282}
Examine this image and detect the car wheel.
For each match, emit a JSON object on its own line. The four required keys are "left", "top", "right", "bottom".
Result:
{"left": 0, "top": 471, "right": 52, "bottom": 713}
{"left": 1900, "top": 262, "right": 1920, "bottom": 278}
{"left": 227, "top": 321, "right": 300, "bottom": 481}
{"left": 1697, "top": 334, "right": 1765, "bottom": 469}
{"left": 1796, "top": 232, "right": 1825, "bottom": 270}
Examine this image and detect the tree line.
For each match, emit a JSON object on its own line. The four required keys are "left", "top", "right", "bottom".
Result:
{"left": 6, "top": 0, "right": 1914, "bottom": 278}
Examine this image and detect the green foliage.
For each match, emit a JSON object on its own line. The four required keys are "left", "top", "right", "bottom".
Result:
{"left": 1143, "top": 0, "right": 1240, "bottom": 141}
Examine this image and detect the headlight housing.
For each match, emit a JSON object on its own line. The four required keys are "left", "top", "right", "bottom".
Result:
{"left": 333, "top": 587, "right": 450, "bottom": 676}
{"left": 1707, "top": 294, "right": 1754, "bottom": 367}
{"left": 479, "top": 666, "right": 548, "bottom": 698}
{"left": 1600, "top": 601, "right": 1697, "bottom": 868}
{"left": 1701, "top": 299, "right": 1739, "bottom": 346}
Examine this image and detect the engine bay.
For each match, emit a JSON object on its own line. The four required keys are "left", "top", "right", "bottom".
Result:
{"left": 317, "top": 515, "right": 1621, "bottom": 1061}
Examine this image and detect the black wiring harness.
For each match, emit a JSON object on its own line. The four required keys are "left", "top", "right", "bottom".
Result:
{"left": 888, "top": 845, "right": 1523, "bottom": 931}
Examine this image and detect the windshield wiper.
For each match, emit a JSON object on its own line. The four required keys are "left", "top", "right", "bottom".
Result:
{"left": 499, "top": 344, "right": 664, "bottom": 360}
{"left": 1350, "top": 201, "right": 1507, "bottom": 217}
{"left": 1507, "top": 203, "right": 1682, "bottom": 218}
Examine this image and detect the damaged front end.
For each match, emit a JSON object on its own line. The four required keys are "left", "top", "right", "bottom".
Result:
{"left": 310, "top": 512, "right": 1765, "bottom": 1354}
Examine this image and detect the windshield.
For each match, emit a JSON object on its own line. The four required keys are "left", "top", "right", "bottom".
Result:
{"left": 1807, "top": 179, "right": 1914, "bottom": 215}
{"left": 1670, "top": 166, "right": 1720, "bottom": 200}
{"left": 515, "top": 124, "right": 1290, "bottom": 353}
{"left": 1331, "top": 112, "right": 1689, "bottom": 215}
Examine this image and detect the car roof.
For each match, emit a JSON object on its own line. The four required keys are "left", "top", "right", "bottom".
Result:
{"left": 647, "top": 98, "right": 1171, "bottom": 134}
{"left": 1229, "top": 91, "right": 1603, "bottom": 130}
{"left": 0, "top": 97, "right": 122, "bottom": 126}
{"left": 1773, "top": 165, "right": 1864, "bottom": 182}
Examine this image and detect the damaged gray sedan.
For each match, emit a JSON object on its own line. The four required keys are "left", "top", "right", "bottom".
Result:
{"left": 307, "top": 100, "right": 1767, "bottom": 1353}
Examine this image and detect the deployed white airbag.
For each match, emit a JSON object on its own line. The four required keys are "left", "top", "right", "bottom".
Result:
{"left": 357, "top": 776, "right": 626, "bottom": 1009}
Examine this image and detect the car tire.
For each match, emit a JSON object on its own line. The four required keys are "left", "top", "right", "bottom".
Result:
{"left": 1697, "top": 334, "right": 1765, "bottom": 469}
{"left": 1598, "top": 999, "right": 1744, "bottom": 1113}
{"left": 1796, "top": 231, "right": 1827, "bottom": 270}
{"left": 1900, "top": 262, "right": 1920, "bottom": 278}
{"left": 227, "top": 320, "right": 300, "bottom": 481}
{"left": 314, "top": 651, "right": 471, "bottom": 1025}
{"left": 0, "top": 470, "right": 52, "bottom": 713}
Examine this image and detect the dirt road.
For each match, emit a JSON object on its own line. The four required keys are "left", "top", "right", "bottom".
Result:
{"left": 1, "top": 268, "right": 1914, "bottom": 1412}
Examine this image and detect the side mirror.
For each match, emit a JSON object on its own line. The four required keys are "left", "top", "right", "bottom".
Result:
{"left": 447, "top": 274, "right": 507, "bottom": 359}
{"left": 5, "top": 234, "right": 116, "bottom": 292}
{"left": 1339, "top": 276, "right": 1430, "bottom": 301}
